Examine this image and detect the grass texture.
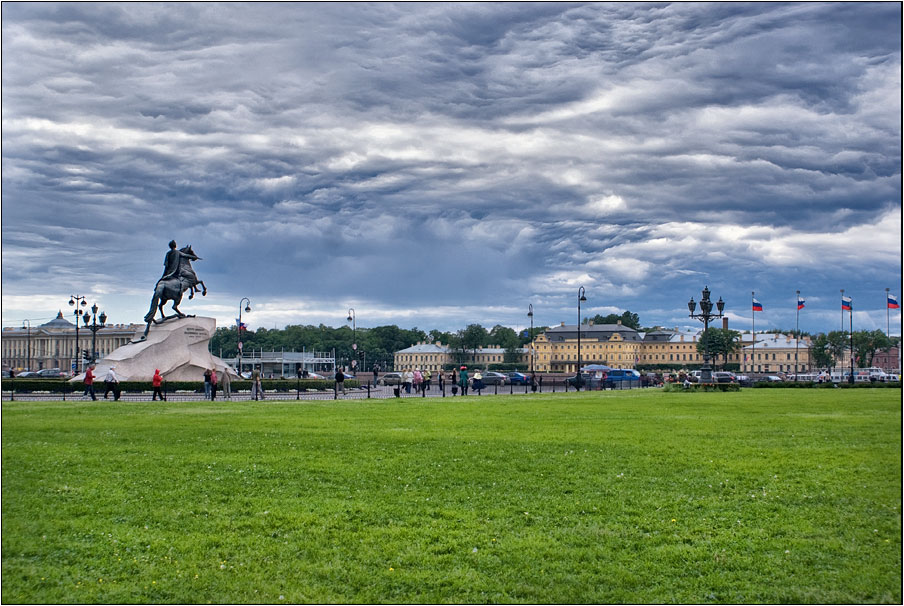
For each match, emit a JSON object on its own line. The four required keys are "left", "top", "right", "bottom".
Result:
{"left": 2, "top": 389, "right": 900, "bottom": 603}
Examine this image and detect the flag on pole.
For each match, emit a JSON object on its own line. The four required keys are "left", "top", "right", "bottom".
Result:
{"left": 797, "top": 296, "right": 805, "bottom": 310}
{"left": 842, "top": 296, "right": 852, "bottom": 311}
{"left": 752, "top": 298, "right": 763, "bottom": 312}
{"left": 889, "top": 294, "right": 900, "bottom": 309}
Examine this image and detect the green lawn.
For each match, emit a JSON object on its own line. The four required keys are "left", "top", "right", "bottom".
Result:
{"left": 2, "top": 389, "right": 900, "bottom": 604}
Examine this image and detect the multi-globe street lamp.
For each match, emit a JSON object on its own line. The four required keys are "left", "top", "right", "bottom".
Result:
{"left": 68, "top": 295, "right": 88, "bottom": 373}
{"left": 82, "top": 303, "right": 107, "bottom": 363}
{"left": 577, "top": 287, "right": 587, "bottom": 390}
{"left": 527, "top": 304, "right": 534, "bottom": 375}
{"left": 687, "top": 285, "right": 725, "bottom": 383}
{"left": 237, "top": 298, "right": 251, "bottom": 375}
{"left": 347, "top": 308, "right": 357, "bottom": 371}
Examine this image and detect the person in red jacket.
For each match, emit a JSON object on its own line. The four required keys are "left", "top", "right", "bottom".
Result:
{"left": 152, "top": 369, "right": 165, "bottom": 401}
{"left": 84, "top": 364, "right": 97, "bottom": 400}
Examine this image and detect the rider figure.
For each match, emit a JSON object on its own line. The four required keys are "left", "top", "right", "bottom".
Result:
{"left": 158, "top": 240, "right": 198, "bottom": 285}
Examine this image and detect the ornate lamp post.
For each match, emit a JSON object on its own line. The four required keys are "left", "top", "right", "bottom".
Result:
{"left": 22, "top": 319, "right": 31, "bottom": 372}
{"left": 69, "top": 295, "right": 88, "bottom": 373}
{"left": 527, "top": 304, "right": 534, "bottom": 375}
{"left": 687, "top": 286, "right": 725, "bottom": 383}
{"left": 347, "top": 308, "right": 357, "bottom": 371}
{"left": 238, "top": 298, "right": 251, "bottom": 376}
{"left": 82, "top": 303, "right": 107, "bottom": 363}
{"left": 577, "top": 287, "right": 587, "bottom": 390}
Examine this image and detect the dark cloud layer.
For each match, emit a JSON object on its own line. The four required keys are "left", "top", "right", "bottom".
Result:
{"left": 2, "top": 2, "right": 900, "bottom": 335}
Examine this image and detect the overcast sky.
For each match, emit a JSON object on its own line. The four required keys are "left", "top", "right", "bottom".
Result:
{"left": 2, "top": 2, "right": 901, "bottom": 338}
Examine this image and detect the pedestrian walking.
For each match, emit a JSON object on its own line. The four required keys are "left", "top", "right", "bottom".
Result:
{"left": 413, "top": 369, "right": 423, "bottom": 394}
{"left": 221, "top": 368, "right": 231, "bottom": 399}
{"left": 251, "top": 368, "right": 262, "bottom": 400}
{"left": 458, "top": 366, "right": 469, "bottom": 396}
{"left": 152, "top": 369, "right": 165, "bottom": 401}
{"left": 203, "top": 368, "right": 212, "bottom": 399}
{"left": 403, "top": 369, "right": 413, "bottom": 394}
{"left": 473, "top": 369, "right": 484, "bottom": 393}
{"left": 210, "top": 367, "right": 218, "bottom": 400}
{"left": 103, "top": 366, "right": 120, "bottom": 400}
{"left": 83, "top": 364, "right": 97, "bottom": 400}
{"left": 335, "top": 367, "right": 346, "bottom": 395}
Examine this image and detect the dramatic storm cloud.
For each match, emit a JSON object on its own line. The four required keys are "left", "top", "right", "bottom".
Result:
{"left": 2, "top": 2, "right": 901, "bottom": 336}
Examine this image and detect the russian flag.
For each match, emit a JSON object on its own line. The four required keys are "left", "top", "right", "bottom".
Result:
{"left": 889, "top": 294, "right": 900, "bottom": 309}
{"left": 752, "top": 298, "right": 763, "bottom": 312}
{"left": 797, "top": 296, "right": 805, "bottom": 310}
{"left": 842, "top": 296, "right": 852, "bottom": 311}
{"left": 236, "top": 318, "right": 247, "bottom": 330}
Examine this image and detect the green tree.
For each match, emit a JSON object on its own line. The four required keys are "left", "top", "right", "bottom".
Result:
{"left": 825, "top": 331, "right": 848, "bottom": 370}
{"left": 810, "top": 333, "right": 834, "bottom": 369}
{"left": 587, "top": 311, "right": 641, "bottom": 330}
{"left": 852, "top": 330, "right": 891, "bottom": 368}
{"left": 696, "top": 328, "right": 742, "bottom": 369}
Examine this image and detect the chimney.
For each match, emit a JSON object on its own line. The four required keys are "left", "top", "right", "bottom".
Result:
{"left": 588, "top": 320, "right": 594, "bottom": 326}
{"left": 561, "top": 321, "right": 565, "bottom": 327}
{"left": 616, "top": 320, "right": 622, "bottom": 326}
{"left": 435, "top": 341, "right": 442, "bottom": 346}
{"left": 680, "top": 335, "right": 685, "bottom": 342}
{"left": 722, "top": 317, "right": 728, "bottom": 330}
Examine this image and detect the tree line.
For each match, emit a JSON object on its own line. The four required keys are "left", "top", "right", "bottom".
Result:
{"left": 208, "top": 322, "right": 552, "bottom": 370}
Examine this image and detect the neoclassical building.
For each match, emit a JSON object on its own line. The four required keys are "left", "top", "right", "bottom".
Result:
{"left": 393, "top": 342, "right": 528, "bottom": 372}
{"left": 2, "top": 311, "right": 142, "bottom": 374}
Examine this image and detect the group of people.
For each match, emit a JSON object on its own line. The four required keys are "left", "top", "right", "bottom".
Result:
{"left": 398, "top": 368, "right": 439, "bottom": 394}
{"left": 82, "top": 364, "right": 124, "bottom": 401}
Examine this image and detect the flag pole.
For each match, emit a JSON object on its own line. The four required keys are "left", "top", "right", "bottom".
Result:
{"left": 849, "top": 296, "right": 854, "bottom": 384}
{"left": 795, "top": 290, "right": 800, "bottom": 378}
{"left": 751, "top": 291, "right": 756, "bottom": 376}
{"left": 887, "top": 287, "right": 891, "bottom": 338}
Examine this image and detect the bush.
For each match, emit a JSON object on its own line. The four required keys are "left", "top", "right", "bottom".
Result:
{"left": 663, "top": 382, "right": 740, "bottom": 392}
{"left": 2, "top": 378, "right": 359, "bottom": 394}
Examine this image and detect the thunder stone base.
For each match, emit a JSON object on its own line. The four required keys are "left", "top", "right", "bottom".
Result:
{"left": 71, "top": 316, "right": 235, "bottom": 382}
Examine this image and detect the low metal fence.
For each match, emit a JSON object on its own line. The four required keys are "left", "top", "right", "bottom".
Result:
{"left": 2, "top": 376, "right": 647, "bottom": 402}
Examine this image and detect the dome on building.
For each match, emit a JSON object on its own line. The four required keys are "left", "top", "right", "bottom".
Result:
{"left": 41, "top": 311, "right": 75, "bottom": 329}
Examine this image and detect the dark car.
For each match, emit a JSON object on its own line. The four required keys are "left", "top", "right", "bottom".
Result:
{"left": 506, "top": 372, "right": 531, "bottom": 385}
{"left": 16, "top": 371, "right": 40, "bottom": 378}
{"left": 480, "top": 371, "right": 508, "bottom": 385}
{"left": 712, "top": 371, "right": 737, "bottom": 384}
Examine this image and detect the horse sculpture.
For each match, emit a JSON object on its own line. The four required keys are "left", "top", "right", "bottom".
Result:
{"left": 140, "top": 244, "right": 206, "bottom": 339}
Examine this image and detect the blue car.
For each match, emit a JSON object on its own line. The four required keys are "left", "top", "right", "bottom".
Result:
{"left": 506, "top": 372, "right": 531, "bottom": 385}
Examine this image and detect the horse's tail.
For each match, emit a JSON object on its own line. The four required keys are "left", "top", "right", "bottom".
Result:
{"left": 144, "top": 282, "right": 164, "bottom": 323}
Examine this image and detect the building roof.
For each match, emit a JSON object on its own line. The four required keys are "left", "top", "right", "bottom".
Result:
{"left": 41, "top": 311, "right": 75, "bottom": 330}
{"left": 742, "top": 334, "right": 811, "bottom": 350}
{"left": 545, "top": 323, "right": 642, "bottom": 342}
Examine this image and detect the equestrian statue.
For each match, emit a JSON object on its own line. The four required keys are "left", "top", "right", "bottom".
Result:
{"left": 139, "top": 240, "right": 207, "bottom": 340}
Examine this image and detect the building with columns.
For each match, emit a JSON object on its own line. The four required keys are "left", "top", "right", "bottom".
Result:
{"left": 2, "top": 311, "right": 142, "bottom": 374}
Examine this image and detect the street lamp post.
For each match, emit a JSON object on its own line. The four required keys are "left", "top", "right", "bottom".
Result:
{"left": 22, "top": 319, "right": 31, "bottom": 371}
{"left": 577, "top": 287, "right": 587, "bottom": 390}
{"left": 82, "top": 303, "right": 107, "bottom": 363}
{"left": 347, "top": 308, "right": 357, "bottom": 371}
{"left": 687, "top": 286, "right": 725, "bottom": 383}
{"left": 527, "top": 304, "right": 534, "bottom": 375}
{"left": 69, "top": 295, "right": 88, "bottom": 374}
{"left": 238, "top": 298, "right": 251, "bottom": 375}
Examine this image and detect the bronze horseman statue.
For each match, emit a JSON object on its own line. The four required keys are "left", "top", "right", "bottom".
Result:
{"left": 140, "top": 240, "right": 207, "bottom": 339}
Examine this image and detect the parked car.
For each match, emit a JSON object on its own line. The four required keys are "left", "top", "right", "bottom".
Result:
{"left": 711, "top": 371, "right": 736, "bottom": 384}
{"left": 735, "top": 375, "right": 753, "bottom": 387}
{"left": 764, "top": 375, "right": 784, "bottom": 382}
{"left": 480, "top": 371, "right": 508, "bottom": 385}
{"left": 506, "top": 372, "right": 531, "bottom": 385}
{"left": 36, "top": 368, "right": 64, "bottom": 378}
{"left": 566, "top": 373, "right": 610, "bottom": 389}
{"left": 16, "top": 371, "right": 40, "bottom": 378}
{"left": 380, "top": 372, "right": 403, "bottom": 386}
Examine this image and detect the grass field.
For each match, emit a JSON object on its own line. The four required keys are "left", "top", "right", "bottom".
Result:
{"left": 2, "top": 389, "right": 901, "bottom": 603}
